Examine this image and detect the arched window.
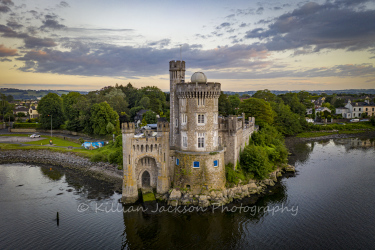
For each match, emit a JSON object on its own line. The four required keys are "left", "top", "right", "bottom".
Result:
{"left": 141, "top": 145, "right": 144, "bottom": 152}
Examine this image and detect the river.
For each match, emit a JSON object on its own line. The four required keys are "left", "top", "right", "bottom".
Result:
{"left": 0, "top": 137, "right": 374, "bottom": 249}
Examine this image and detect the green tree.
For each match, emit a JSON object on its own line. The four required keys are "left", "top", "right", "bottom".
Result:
{"left": 218, "top": 92, "right": 232, "bottom": 116}
{"left": 239, "top": 98, "right": 274, "bottom": 126}
{"left": 90, "top": 102, "right": 119, "bottom": 135}
{"left": 270, "top": 102, "right": 303, "bottom": 135}
{"left": 105, "top": 88, "right": 129, "bottom": 115}
{"left": 62, "top": 92, "right": 85, "bottom": 131}
{"left": 228, "top": 95, "right": 241, "bottom": 115}
{"left": 138, "top": 96, "right": 150, "bottom": 110}
{"left": 279, "top": 92, "right": 306, "bottom": 116}
{"left": 252, "top": 89, "right": 278, "bottom": 102}
{"left": 240, "top": 144, "right": 272, "bottom": 179}
{"left": 143, "top": 110, "right": 157, "bottom": 124}
{"left": 37, "top": 93, "right": 65, "bottom": 129}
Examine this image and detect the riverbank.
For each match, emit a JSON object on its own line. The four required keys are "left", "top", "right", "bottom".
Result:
{"left": 292, "top": 130, "right": 375, "bottom": 142}
{"left": 0, "top": 150, "right": 123, "bottom": 192}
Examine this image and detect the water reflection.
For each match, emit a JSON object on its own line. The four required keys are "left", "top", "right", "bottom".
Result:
{"left": 39, "top": 164, "right": 121, "bottom": 200}
{"left": 121, "top": 182, "right": 289, "bottom": 249}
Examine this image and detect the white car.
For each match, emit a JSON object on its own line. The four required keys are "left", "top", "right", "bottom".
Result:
{"left": 30, "top": 134, "right": 40, "bottom": 138}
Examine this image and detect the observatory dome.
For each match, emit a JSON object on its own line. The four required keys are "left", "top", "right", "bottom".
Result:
{"left": 191, "top": 72, "right": 207, "bottom": 83}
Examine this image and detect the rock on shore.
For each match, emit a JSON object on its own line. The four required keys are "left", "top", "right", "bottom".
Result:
{"left": 159, "top": 165, "right": 296, "bottom": 207}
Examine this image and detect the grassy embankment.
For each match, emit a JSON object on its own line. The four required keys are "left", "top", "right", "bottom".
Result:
{"left": 297, "top": 122, "right": 374, "bottom": 138}
{"left": 0, "top": 134, "right": 123, "bottom": 169}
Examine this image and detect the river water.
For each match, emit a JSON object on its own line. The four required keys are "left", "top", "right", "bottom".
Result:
{"left": 0, "top": 137, "right": 374, "bottom": 249}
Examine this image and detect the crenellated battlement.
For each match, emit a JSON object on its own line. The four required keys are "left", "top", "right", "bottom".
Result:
{"left": 122, "top": 122, "right": 135, "bottom": 133}
{"left": 176, "top": 82, "right": 221, "bottom": 99}
{"left": 169, "top": 60, "right": 185, "bottom": 71}
{"left": 157, "top": 121, "right": 170, "bottom": 132}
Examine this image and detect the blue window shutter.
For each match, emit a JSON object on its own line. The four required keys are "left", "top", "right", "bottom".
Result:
{"left": 176, "top": 158, "right": 179, "bottom": 165}
{"left": 214, "top": 160, "right": 218, "bottom": 167}
{"left": 193, "top": 161, "right": 200, "bottom": 168}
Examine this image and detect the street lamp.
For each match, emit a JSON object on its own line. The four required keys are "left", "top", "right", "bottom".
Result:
{"left": 48, "top": 114, "right": 52, "bottom": 138}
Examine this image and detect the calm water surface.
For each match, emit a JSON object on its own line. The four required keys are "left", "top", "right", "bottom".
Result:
{"left": 1, "top": 137, "right": 375, "bottom": 249}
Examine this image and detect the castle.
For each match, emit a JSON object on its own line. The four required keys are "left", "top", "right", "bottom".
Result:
{"left": 122, "top": 60, "right": 256, "bottom": 203}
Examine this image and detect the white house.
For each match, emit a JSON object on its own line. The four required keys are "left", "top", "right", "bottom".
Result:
{"left": 335, "top": 98, "right": 375, "bottom": 118}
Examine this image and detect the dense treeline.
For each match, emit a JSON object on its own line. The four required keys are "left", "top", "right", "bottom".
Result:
{"left": 37, "top": 83, "right": 169, "bottom": 136}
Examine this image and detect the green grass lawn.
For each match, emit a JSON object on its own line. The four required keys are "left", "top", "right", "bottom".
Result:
{"left": 24, "top": 136, "right": 82, "bottom": 147}
{"left": 297, "top": 130, "right": 366, "bottom": 138}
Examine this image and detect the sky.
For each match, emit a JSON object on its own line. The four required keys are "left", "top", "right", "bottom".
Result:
{"left": 0, "top": 0, "right": 374, "bottom": 92}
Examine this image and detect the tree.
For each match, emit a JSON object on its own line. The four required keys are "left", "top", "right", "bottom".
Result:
{"left": 239, "top": 98, "right": 274, "bottom": 126}
{"left": 270, "top": 102, "right": 303, "bottom": 135}
{"left": 240, "top": 144, "right": 272, "bottom": 179}
{"left": 62, "top": 92, "right": 85, "bottom": 131}
{"left": 279, "top": 92, "right": 306, "bottom": 116}
{"left": 143, "top": 110, "right": 157, "bottom": 124}
{"left": 105, "top": 88, "right": 129, "bottom": 115}
{"left": 218, "top": 92, "right": 231, "bottom": 116}
{"left": 90, "top": 102, "right": 119, "bottom": 135}
{"left": 312, "top": 108, "right": 316, "bottom": 120}
{"left": 252, "top": 89, "right": 278, "bottom": 102}
{"left": 228, "top": 95, "right": 241, "bottom": 115}
{"left": 37, "top": 93, "right": 65, "bottom": 129}
{"left": 138, "top": 96, "right": 150, "bottom": 110}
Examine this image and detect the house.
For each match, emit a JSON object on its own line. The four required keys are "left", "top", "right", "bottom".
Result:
{"left": 335, "top": 98, "right": 375, "bottom": 118}
{"left": 13, "top": 107, "right": 28, "bottom": 116}
{"left": 134, "top": 109, "right": 159, "bottom": 127}
{"left": 29, "top": 105, "right": 39, "bottom": 119}
{"left": 306, "top": 107, "right": 331, "bottom": 115}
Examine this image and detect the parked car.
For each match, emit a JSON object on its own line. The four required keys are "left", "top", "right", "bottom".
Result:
{"left": 337, "top": 122, "right": 346, "bottom": 125}
{"left": 30, "top": 134, "right": 40, "bottom": 138}
{"left": 360, "top": 119, "right": 369, "bottom": 122}
{"left": 350, "top": 119, "right": 359, "bottom": 122}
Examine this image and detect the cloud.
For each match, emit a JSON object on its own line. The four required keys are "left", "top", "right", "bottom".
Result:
{"left": 40, "top": 19, "right": 66, "bottom": 30}
{"left": 0, "top": 5, "right": 11, "bottom": 13}
{"left": 24, "top": 37, "right": 57, "bottom": 48}
{"left": 244, "top": 1, "right": 375, "bottom": 52}
{"left": 6, "top": 21, "right": 23, "bottom": 29}
{"left": 0, "top": 44, "right": 17, "bottom": 57}
{"left": 0, "top": 58, "right": 12, "bottom": 62}
{"left": 15, "top": 43, "right": 270, "bottom": 78}
{"left": 216, "top": 22, "right": 231, "bottom": 29}
{"left": 0, "top": 0, "right": 14, "bottom": 5}
{"left": 256, "top": 7, "right": 264, "bottom": 15}
{"left": 58, "top": 1, "right": 70, "bottom": 8}
{"left": 147, "top": 39, "right": 170, "bottom": 48}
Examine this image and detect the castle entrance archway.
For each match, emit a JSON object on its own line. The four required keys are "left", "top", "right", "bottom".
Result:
{"left": 136, "top": 156, "right": 159, "bottom": 189}
{"left": 142, "top": 171, "right": 151, "bottom": 187}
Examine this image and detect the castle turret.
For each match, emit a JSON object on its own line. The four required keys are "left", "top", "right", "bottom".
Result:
{"left": 121, "top": 122, "right": 138, "bottom": 203}
{"left": 169, "top": 60, "right": 185, "bottom": 148}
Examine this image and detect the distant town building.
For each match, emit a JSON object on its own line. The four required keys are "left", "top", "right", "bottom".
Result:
{"left": 336, "top": 98, "right": 375, "bottom": 118}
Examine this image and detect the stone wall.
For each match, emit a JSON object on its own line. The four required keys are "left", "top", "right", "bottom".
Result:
{"left": 173, "top": 150, "right": 225, "bottom": 194}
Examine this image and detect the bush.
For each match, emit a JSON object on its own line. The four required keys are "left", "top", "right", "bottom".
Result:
{"left": 225, "top": 163, "right": 246, "bottom": 185}
{"left": 13, "top": 123, "right": 39, "bottom": 128}
{"left": 108, "top": 148, "right": 123, "bottom": 166}
{"left": 240, "top": 144, "right": 273, "bottom": 179}
{"left": 90, "top": 153, "right": 107, "bottom": 162}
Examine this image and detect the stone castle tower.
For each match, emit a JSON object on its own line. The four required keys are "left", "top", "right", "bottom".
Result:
{"left": 122, "top": 60, "right": 256, "bottom": 203}
{"left": 169, "top": 61, "right": 225, "bottom": 192}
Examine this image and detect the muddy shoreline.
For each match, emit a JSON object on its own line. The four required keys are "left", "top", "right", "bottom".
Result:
{"left": 0, "top": 150, "right": 123, "bottom": 193}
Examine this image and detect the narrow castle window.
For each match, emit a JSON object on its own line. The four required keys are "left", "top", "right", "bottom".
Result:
{"left": 214, "top": 160, "right": 218, "bottom": 167}
{"left": 183, "top": 136, "right": 187, "bottom": 148}
{"left": 198, "top": 114, "right": 205, "bottom": 124}
{"left": 193, "top": 161, "right": 200, "bottom": 168}
{"left": 198, "top": 133, "right": 205, "bottom": 148}
{"left": 176, "top": 158, "right": 179, "bottom": 165}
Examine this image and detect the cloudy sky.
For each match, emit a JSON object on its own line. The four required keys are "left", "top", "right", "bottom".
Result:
{"left": 0, "top": 0, "right": 374, "bottom": 91}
